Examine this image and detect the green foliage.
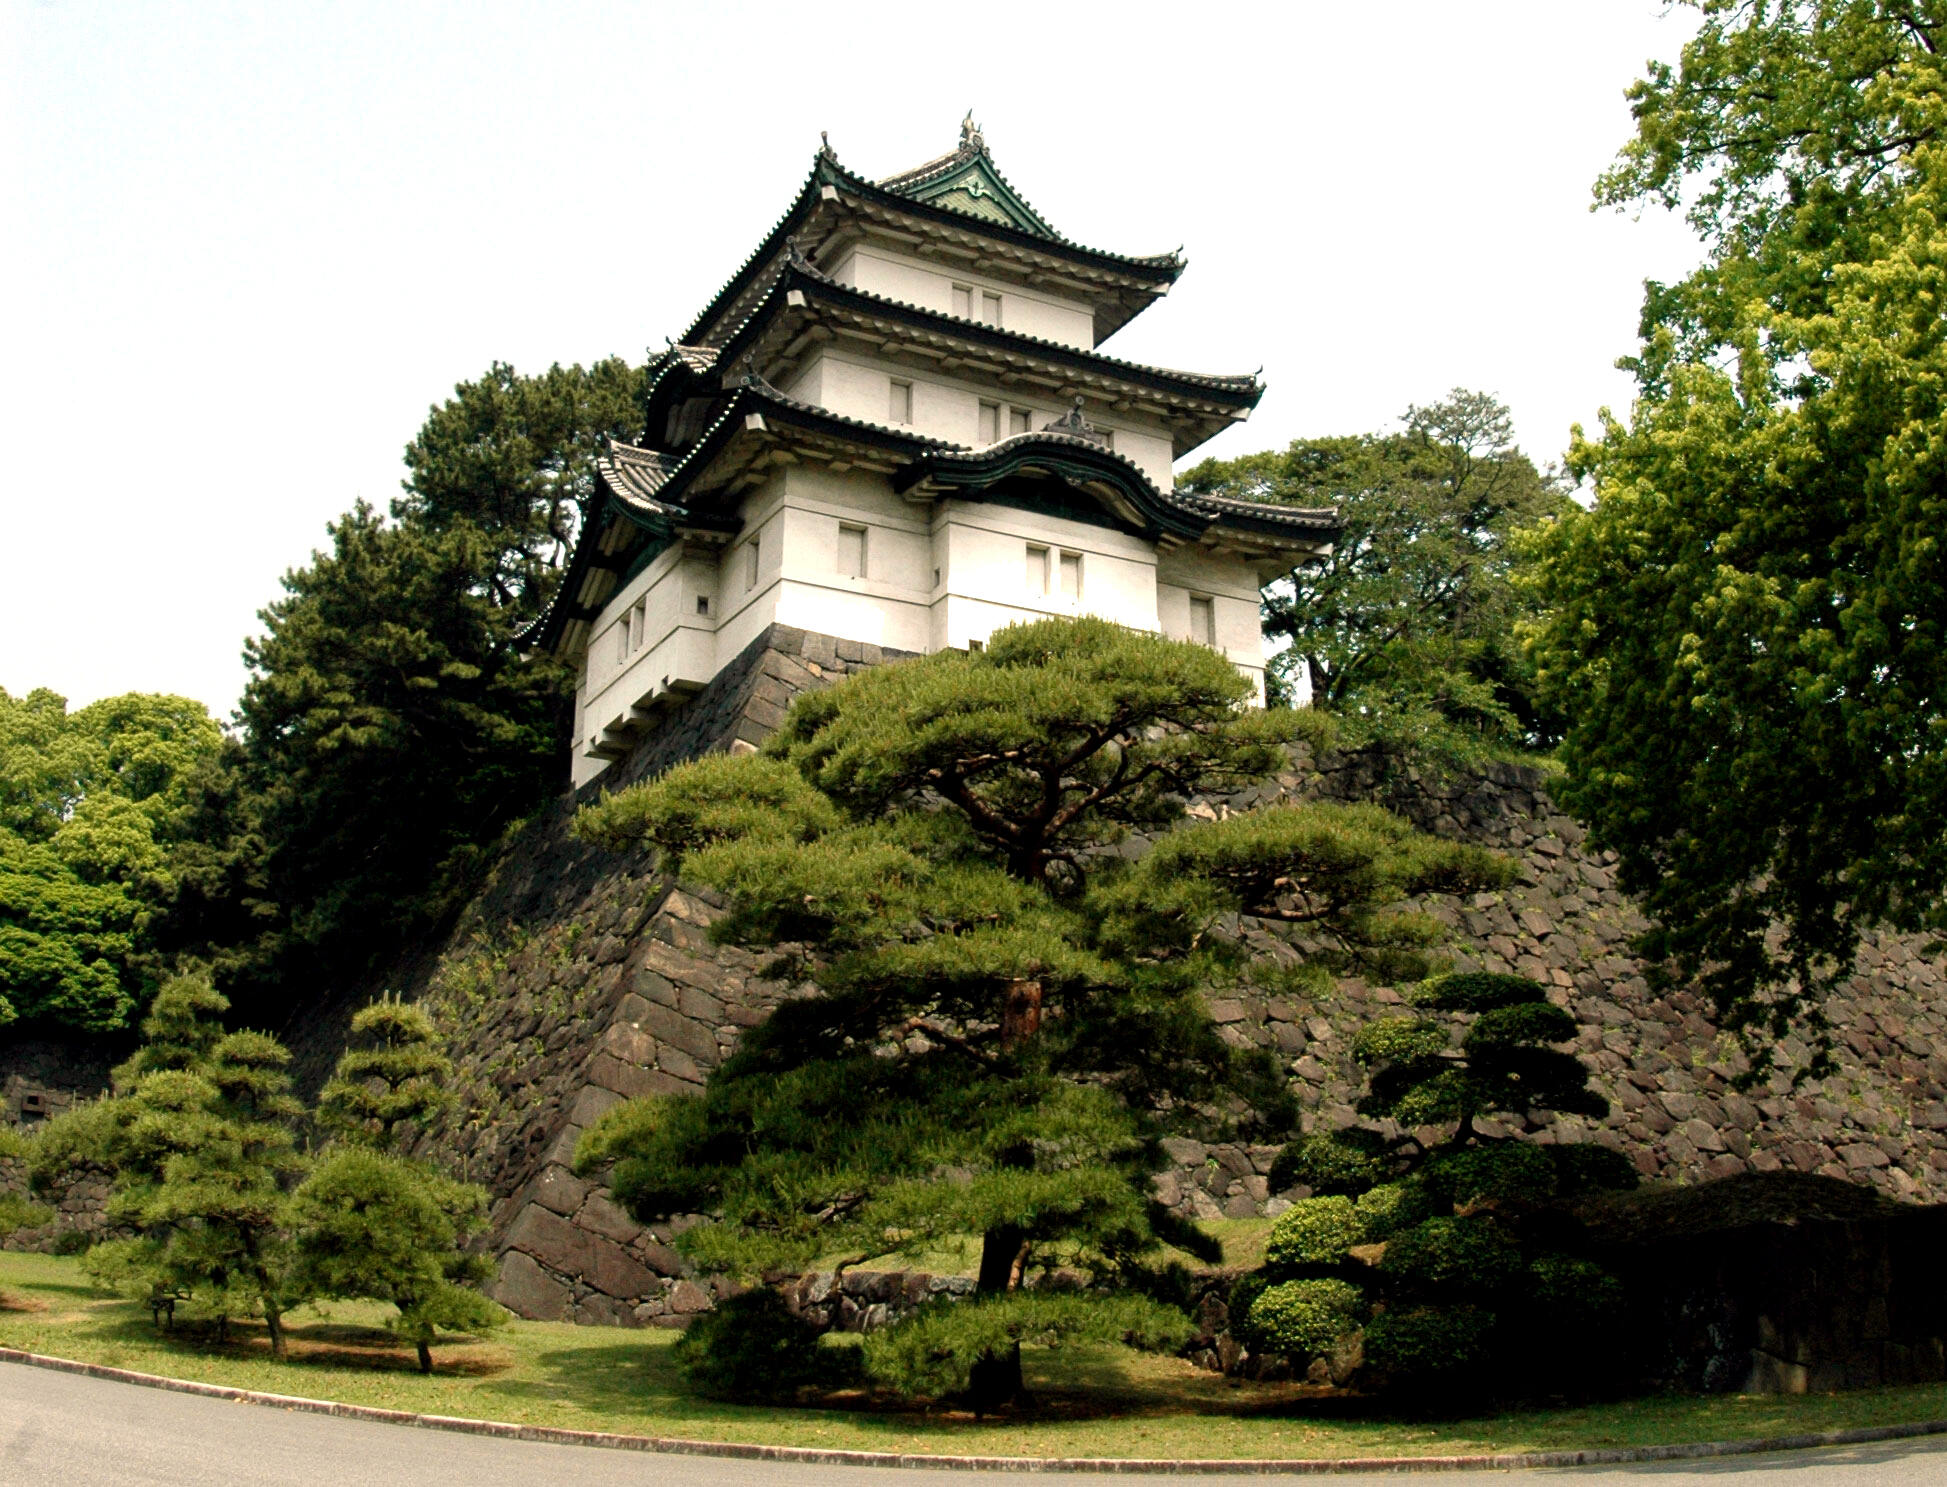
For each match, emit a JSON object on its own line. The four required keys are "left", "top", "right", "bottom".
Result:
{"left": 1421, "top": 1143, "right": 1559, "bottom": 1210}
{"left": 0, "top": 688, "right": 224, "bottom": 1032}
{"left": 1181, "top": 390, "right": 1571, "bottom": 751}
{"left": 1263, "top": 1196, "right": 1365, "bottom": 1270}
{"left": 576, "top": 620, "right": 1502, "bottom": 1400}
{"left": 1410, "top": 971, "right": 1545, "bottom": 1013}
{"left": 287, "top": 1148, "right": 501, "bottom": 1371}
{"left": 76, "top": 979, "right": 306, "bottom": 1354}
{"left": 290, "top": 998, "right": 498, "bottom": 1370}
{"left": 672, "top": 1289, "right": 839, "bottom": 1401}
{"left": 1362, "top": 1305, "right": 1497, "bottom": 1388}
{"left": 858, "top": 1291, "right": 1191, "bottom": 1400}
{"left": 225, "top": 505, "right": 571, "bottom": 1021}
{"left": 1379, "top": 1217, "right": 1524, "bottom": 1299}
{"left": 1551, "top": 1143, "right": 1640, "bottom": 1197}
{"left": 1269, "top": 1130, "right": 1389, "bottom": 1197}
{"left": 1524, "top": 1254, "right": 1626, "bottom": 1332}
{"left": 0, "top": 1193, "right": 54, "bottom": 1238}
{"left": 1241, "top": 1277, "right": 1366, "bottom": 1360}
{"left": 1528, "top": 1, "right": 1947, "bottom": 1064}
{"left": 316, "top": 999, "right": 453, "bottom": 1150}
{"left": 1353, "top": 1181, "right": 1436, "bottom": 1241}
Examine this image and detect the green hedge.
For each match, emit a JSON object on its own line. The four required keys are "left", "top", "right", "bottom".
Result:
{"left": 1378, "top": 1216, "right": 1523, "bottom": 1297}
{"left": 1264, "top": 1195, "right": 1364, "bottom": 1268}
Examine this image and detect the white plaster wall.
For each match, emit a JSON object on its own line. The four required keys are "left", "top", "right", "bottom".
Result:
{"left": 928, "top": 500, "right": 1158, "bottom": 652}
{"left": 828, "top": 244, "right": 1095, "bottom": 349}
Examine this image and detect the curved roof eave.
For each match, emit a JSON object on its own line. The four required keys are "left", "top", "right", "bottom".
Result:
{"left": 678, "top": 149, "right": 1184, "bottom": 349}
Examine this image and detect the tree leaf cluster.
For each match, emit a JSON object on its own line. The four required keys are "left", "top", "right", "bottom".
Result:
{"left": 1528, "top": 0, "right": 1947, "bottom": 1065}
{"left": 0, "top": 688, "right": 223, "bottom": 1032}
{"left": 1180, "top": 390, "right": 1571, "bottom": 754}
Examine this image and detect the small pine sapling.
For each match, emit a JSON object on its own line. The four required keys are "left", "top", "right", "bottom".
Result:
{"left": 290, "top": 999, "right": 502, "bottom": 1371}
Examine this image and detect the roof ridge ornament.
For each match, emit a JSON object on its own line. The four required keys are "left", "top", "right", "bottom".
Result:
{"left": 819, "top": 130, "right": 836, "bottom": 162}
{"left": 960, "top": 111, "right": 985, "bottom": 155}
{"left": 1044, "top": 396, "right": 1109, "bottom": 447}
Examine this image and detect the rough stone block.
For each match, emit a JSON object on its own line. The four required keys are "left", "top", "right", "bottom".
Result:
{"left": 530, "top": 1165, "right": 589, "bottom": 1218}
{"left": 586, "top": 1052, "right": 664, "bottom": 1100}
{"left": 577, "top": 1191, "right": 641, "bottom": 1245}
{"left": 490, "top": 1250, "right": 572, "bottom": 1321}
{"left": 568, "top": 1085, "right": 624, "bottom": 1128}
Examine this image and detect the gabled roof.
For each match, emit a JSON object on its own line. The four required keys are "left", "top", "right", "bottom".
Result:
{"left": 525, "top": 379, "right": 1337, "bottom": 657}
{"left": 703, "top": 254, "right": 1260, "bottom": 459}
{"left": 876, "top": 114, "right": 1061, "bottom": 239}
{"left": 678, "top": 129, "right": 1184, "bottom": 351}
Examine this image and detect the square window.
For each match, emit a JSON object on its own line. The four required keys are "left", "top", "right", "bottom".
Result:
{"left": 952, "top": 283, "right": 974, "bottom": 319}
{"left": 745, "top": 538, "right": 760, "bottom": 592}
{"left": 890, "top": 378, "right": 913, "bottom": 424}
{"left": 1059, "top": 550, "right": 1082, "bottom": 599}
{"left": 1008, "top": 406, "right": 1032, "bottom": 436}
{"left": 981, "top": 291, "right": 1002, "bottom": 326}
{"left": 837, "top": 522, "right": 867, "bottom": 579}
{"left": 1026, "top": 543, "right": 1050, "bottom": 594}
{"left": 978, "top": 400, "right": 1000, "bottom": 444}
{"left": 696, "top": 594, "right": 710, "bottom": 616}
{"left": 614, "top": 617, "right": 629, "bottom": 665}
{"left": 630, "top": 599, "right": 646, "bottom": 651}
{"left": 1189, "top": 595, "right": 1215, "bottom": 646}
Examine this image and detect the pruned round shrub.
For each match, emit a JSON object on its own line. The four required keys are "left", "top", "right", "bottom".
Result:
{"left": 1242, "top": 1278, "right": 1366, "bottom": 1358}
{"left": 672, "top": 1288, "right": 832, "bottom": 1401}
{"left": 1352, "top": 1016, "right": 1448, "bottom": 1063}
{"left": 1228, "top": 1270, "right": 1274, "bottom": 1340}
{"left": 1551, "top": 1142, "right": 1640, "bottom": 1195}
{"left": 1379, "top": 1216, "right": 1523, "bottom": 1297}
{"left": 1363, "top": 1304, "right": 1496, "bottom": 1384}
{"left": 1269, "top": 1131, "right": 1387, "bottom": 1197}
{"left": 1354, "top": 1180, "right": 1435, "bottom": 1240}
{"left": 1410, "top": 972, "right": 1544, "bottom": 1013}
{"left": 1525, "top": 1253, "right": 1626, "bottom": 1328}
{"left": 1264, "top": 1195, "right": 1364, "bottom": 1269}
{"left": 1463, "top": 1001, "right": 1577, "bottom": 1050}
{"left": 1422, "top": 1142, "right": 1556, "bottom": 1209}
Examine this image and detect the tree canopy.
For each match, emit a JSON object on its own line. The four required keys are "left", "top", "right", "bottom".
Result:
{"left": 196, "top": 358, "right": 644, "bottom": 1019}
{"left": 1525, "top": 0, "right": 1947, "bottom": 1063}
{"left": 0, "top": 688, "right": 223, "bottom": 1032}
{"left": 573, "top": 619, "right": 1506, "bottom": 1404}
{"left": 1180, "top": 391, "right": 1568, "bottom": 755}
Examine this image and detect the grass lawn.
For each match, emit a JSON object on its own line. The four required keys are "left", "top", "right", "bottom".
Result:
{"left": 3, "top": 1250, "right": 1946, "bottom": 1462}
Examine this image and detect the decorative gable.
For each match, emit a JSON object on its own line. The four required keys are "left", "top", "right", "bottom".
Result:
{"left": 878, "top": 114, "right": 1060, "bottom": 239}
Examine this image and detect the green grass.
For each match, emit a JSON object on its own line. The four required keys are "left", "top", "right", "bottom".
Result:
{"left": 3, "top": 1252, "right": 1945, "bottom": 1461}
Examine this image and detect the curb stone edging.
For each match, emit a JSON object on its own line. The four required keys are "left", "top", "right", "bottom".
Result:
{"left": 4, "top": 1348, "right": 1947, "bottom": 1474}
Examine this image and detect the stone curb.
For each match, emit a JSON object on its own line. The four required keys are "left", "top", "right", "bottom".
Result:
{"left": 4, "top": 1347, "right": 1947, "bottom": 1474}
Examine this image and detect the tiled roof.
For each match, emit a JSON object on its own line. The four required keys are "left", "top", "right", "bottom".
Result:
{"left": 676, "top": 144, "right": 1183, "bottom": 350}
{"left": 712, "top": 257, "right": 1262, "bottom": 418}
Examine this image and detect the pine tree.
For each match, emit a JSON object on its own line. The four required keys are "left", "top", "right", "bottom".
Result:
{"left": 290, "top": 1000, "right": 502, "bottom": 1372}
{"left": 74, "top": 977, "right": 306, "bottom": 1356}
{"left": 1239, "top": 971, "right": 1637, "bottom": 1396}
{"left": 573, "top": 618, "right": 1508, "bottom": 1406}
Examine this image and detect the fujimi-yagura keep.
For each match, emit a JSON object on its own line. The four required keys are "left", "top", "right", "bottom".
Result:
{"left": 527, "top": 118, "right": 1337, "bottom": 786}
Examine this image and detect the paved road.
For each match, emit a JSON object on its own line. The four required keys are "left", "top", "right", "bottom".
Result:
{"left": 7, "top": 1362, "right": 1947, "bottom": 1485}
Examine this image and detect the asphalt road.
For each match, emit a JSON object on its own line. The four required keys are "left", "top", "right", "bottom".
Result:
{"left": 7, "top": 1362, "right": 1947, "bottom": 1486}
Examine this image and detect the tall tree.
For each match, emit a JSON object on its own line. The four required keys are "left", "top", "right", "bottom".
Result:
{"left": 210, "top": 359, "right": 646, "bottom": 1014}
{"left": 1525, "top": 0, "right": 1947, "bottom": 1063}
{"left": 0, "top": 688, "right": 223, "bottom": 1032}
{"left": 1180, "top": 392, "right": 1569, "bottom": 753}
{"left": 573, "top": 618, "right": 1505, "bottom": 1405}
{"left": 397, "top": 357, "right": 647, "bottom": 619}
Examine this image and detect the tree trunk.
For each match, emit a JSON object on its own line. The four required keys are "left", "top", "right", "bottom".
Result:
{"left": 417, "top": 1340, "right": 433, "bottom": 1374}
{"left": 967, "top": 977, "right": 1047, "bottom": 1412}
{"left": 263, "top": 1302, "right": 287, "bottom": 1361}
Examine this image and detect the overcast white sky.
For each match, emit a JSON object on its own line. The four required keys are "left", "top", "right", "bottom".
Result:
{"left": 1, "top": 1, "right": 1703, "bottom": 720}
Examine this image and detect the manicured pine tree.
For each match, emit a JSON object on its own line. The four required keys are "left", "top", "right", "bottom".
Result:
{"left": 1241, "top": 971, "right": 1636, "bottom": 1396}
{"left": 289, "top": 1000, "right": 503, "bottom": 1372}
{"left": 573, "top": 617, "right": 1509, "bottom": 1406}
{"left": 74, "top": 976, "right": 306, "bottom": 1355}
